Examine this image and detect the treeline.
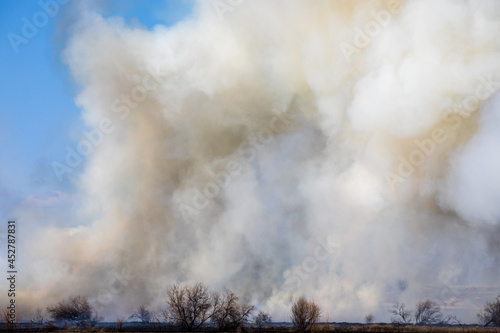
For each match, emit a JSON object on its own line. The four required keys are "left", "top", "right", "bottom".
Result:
{"left": 7, "top": 283, "right": 500, "bottom": 332}
{"left": 15, "top": 284, "right": 273, "bottom": 332}
{"left": 389, "top": 298, "right": 500, "bottom": 327}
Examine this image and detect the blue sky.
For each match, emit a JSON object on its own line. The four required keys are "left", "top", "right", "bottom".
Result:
{"left": 0, "top": 0, "right": 193, "bottom": 218}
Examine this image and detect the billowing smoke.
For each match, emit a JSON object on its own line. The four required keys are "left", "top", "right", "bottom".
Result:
{"left": 10, "top": 0, "right": 500, "bottom": 323}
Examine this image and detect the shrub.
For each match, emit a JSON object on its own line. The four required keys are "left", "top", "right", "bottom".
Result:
{"left": 365, "top": 313, "right": 374, "bottom": 324}
{"left": 46, "top": 295, "right": 102, "bottom": 327}
{"left": 291, "top": 296, "right": 321, "bottom": 333}
{"left": 115, "top": 317, "right": 126, "bottom": 331}
{"left": 255, "top": 310, "right": 272, "bottom": 327}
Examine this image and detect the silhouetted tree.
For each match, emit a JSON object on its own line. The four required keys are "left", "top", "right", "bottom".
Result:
{"left": 478, "top": 296, "right": 500, "bottom": 327}
{"left": 211, "top": 291, "right": 254, "bottom": 331}
{"left": 414, "top": 299, "right": 442, "bottom": 325}
{"left": 1, "top": 309, "right": 14, "bottom": 330}
{"left": 166, "top": 283, "right": 214, "bottom": 331}
{"left": 33, "top": 308, "right": 45, "bottom": 324}
{"left": 255, "top": 310, "right": 272, "bottom": 327}
{"left": 365, "top": 313, "right": 374, "bottom": 324}
{"left": 46, "top": 296, "right": 101, "bottom": 327}
{"left": 130, "top": 305, "right": 151, "bottom": 323}
{"left": 390, "top": 302, "right": 412, "bottom": 324}
{"left": 115, "top": 317, "right": 126, "bottom": 331}
{"left": 291, "top": 296, "right": 321, "bottom": 333}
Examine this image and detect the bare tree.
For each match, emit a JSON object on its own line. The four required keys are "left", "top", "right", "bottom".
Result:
{"left": 390, "top": 302, "right": 412, "bottom": 325}
{"left": 478, "top": 296, "right": 500, "bottom": 327}
{"left": 414, "top": 299, "right": 442, "bottom": 325}
{"left": 156, "top": 308, "right": 170, "bottom": 324}
{"left": 365, "top": 313, "right": 374, "bottom": 324}
{"left": 442, "top": 314, "right": 462, "bottom": 325}
{"left": 1, "top": 309, "right": 14, "bottom": 330}
{"left": 255, "top": 310, "right": 272, "bottom": 327}
{"left": 115, "top": 317, "right": 126, "bottom": 331}
{"left": 291, "top": 296, "right": 321, "bottom": 333}
{"left": 130, "top": 305, "right": 151, "bottom": 323}
{"left": 211, "top": 291, "right": 254, "bottom": 331}
{"left": 166, "top": 283, "right": 214, "bottom": 331}
{"left": 46, "top": 295, "right": 102, "bottom": 327}
{"left": 33, "top": 308, "right": 45, "bottom": 324}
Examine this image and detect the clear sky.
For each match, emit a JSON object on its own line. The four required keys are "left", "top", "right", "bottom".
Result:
{"left": 0, "top": 0, "right": 193, "bottom": 219}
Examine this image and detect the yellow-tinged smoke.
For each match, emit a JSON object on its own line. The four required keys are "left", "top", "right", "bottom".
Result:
{"left": 12, "top": 0, "right": 500, "bottom": 323}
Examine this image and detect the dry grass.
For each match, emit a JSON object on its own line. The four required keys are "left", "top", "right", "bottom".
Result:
{"left": 313, "top": 324, "right": 500, "bottom": 333}
{"left": 2, "top": 324, "right": 499, "bottom": 333}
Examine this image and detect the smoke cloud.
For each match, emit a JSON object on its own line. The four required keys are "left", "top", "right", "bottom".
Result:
{"left": 8, "top": 0, "right": 500, "bottom": 323}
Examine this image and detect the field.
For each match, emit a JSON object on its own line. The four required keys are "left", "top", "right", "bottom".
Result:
{"left": 1, "top": 323, "right": 500, "bottom": 333}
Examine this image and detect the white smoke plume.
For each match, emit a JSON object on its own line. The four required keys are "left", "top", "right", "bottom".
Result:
{"left": 9, "top": 0, "right": 500, "bottom": 323}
